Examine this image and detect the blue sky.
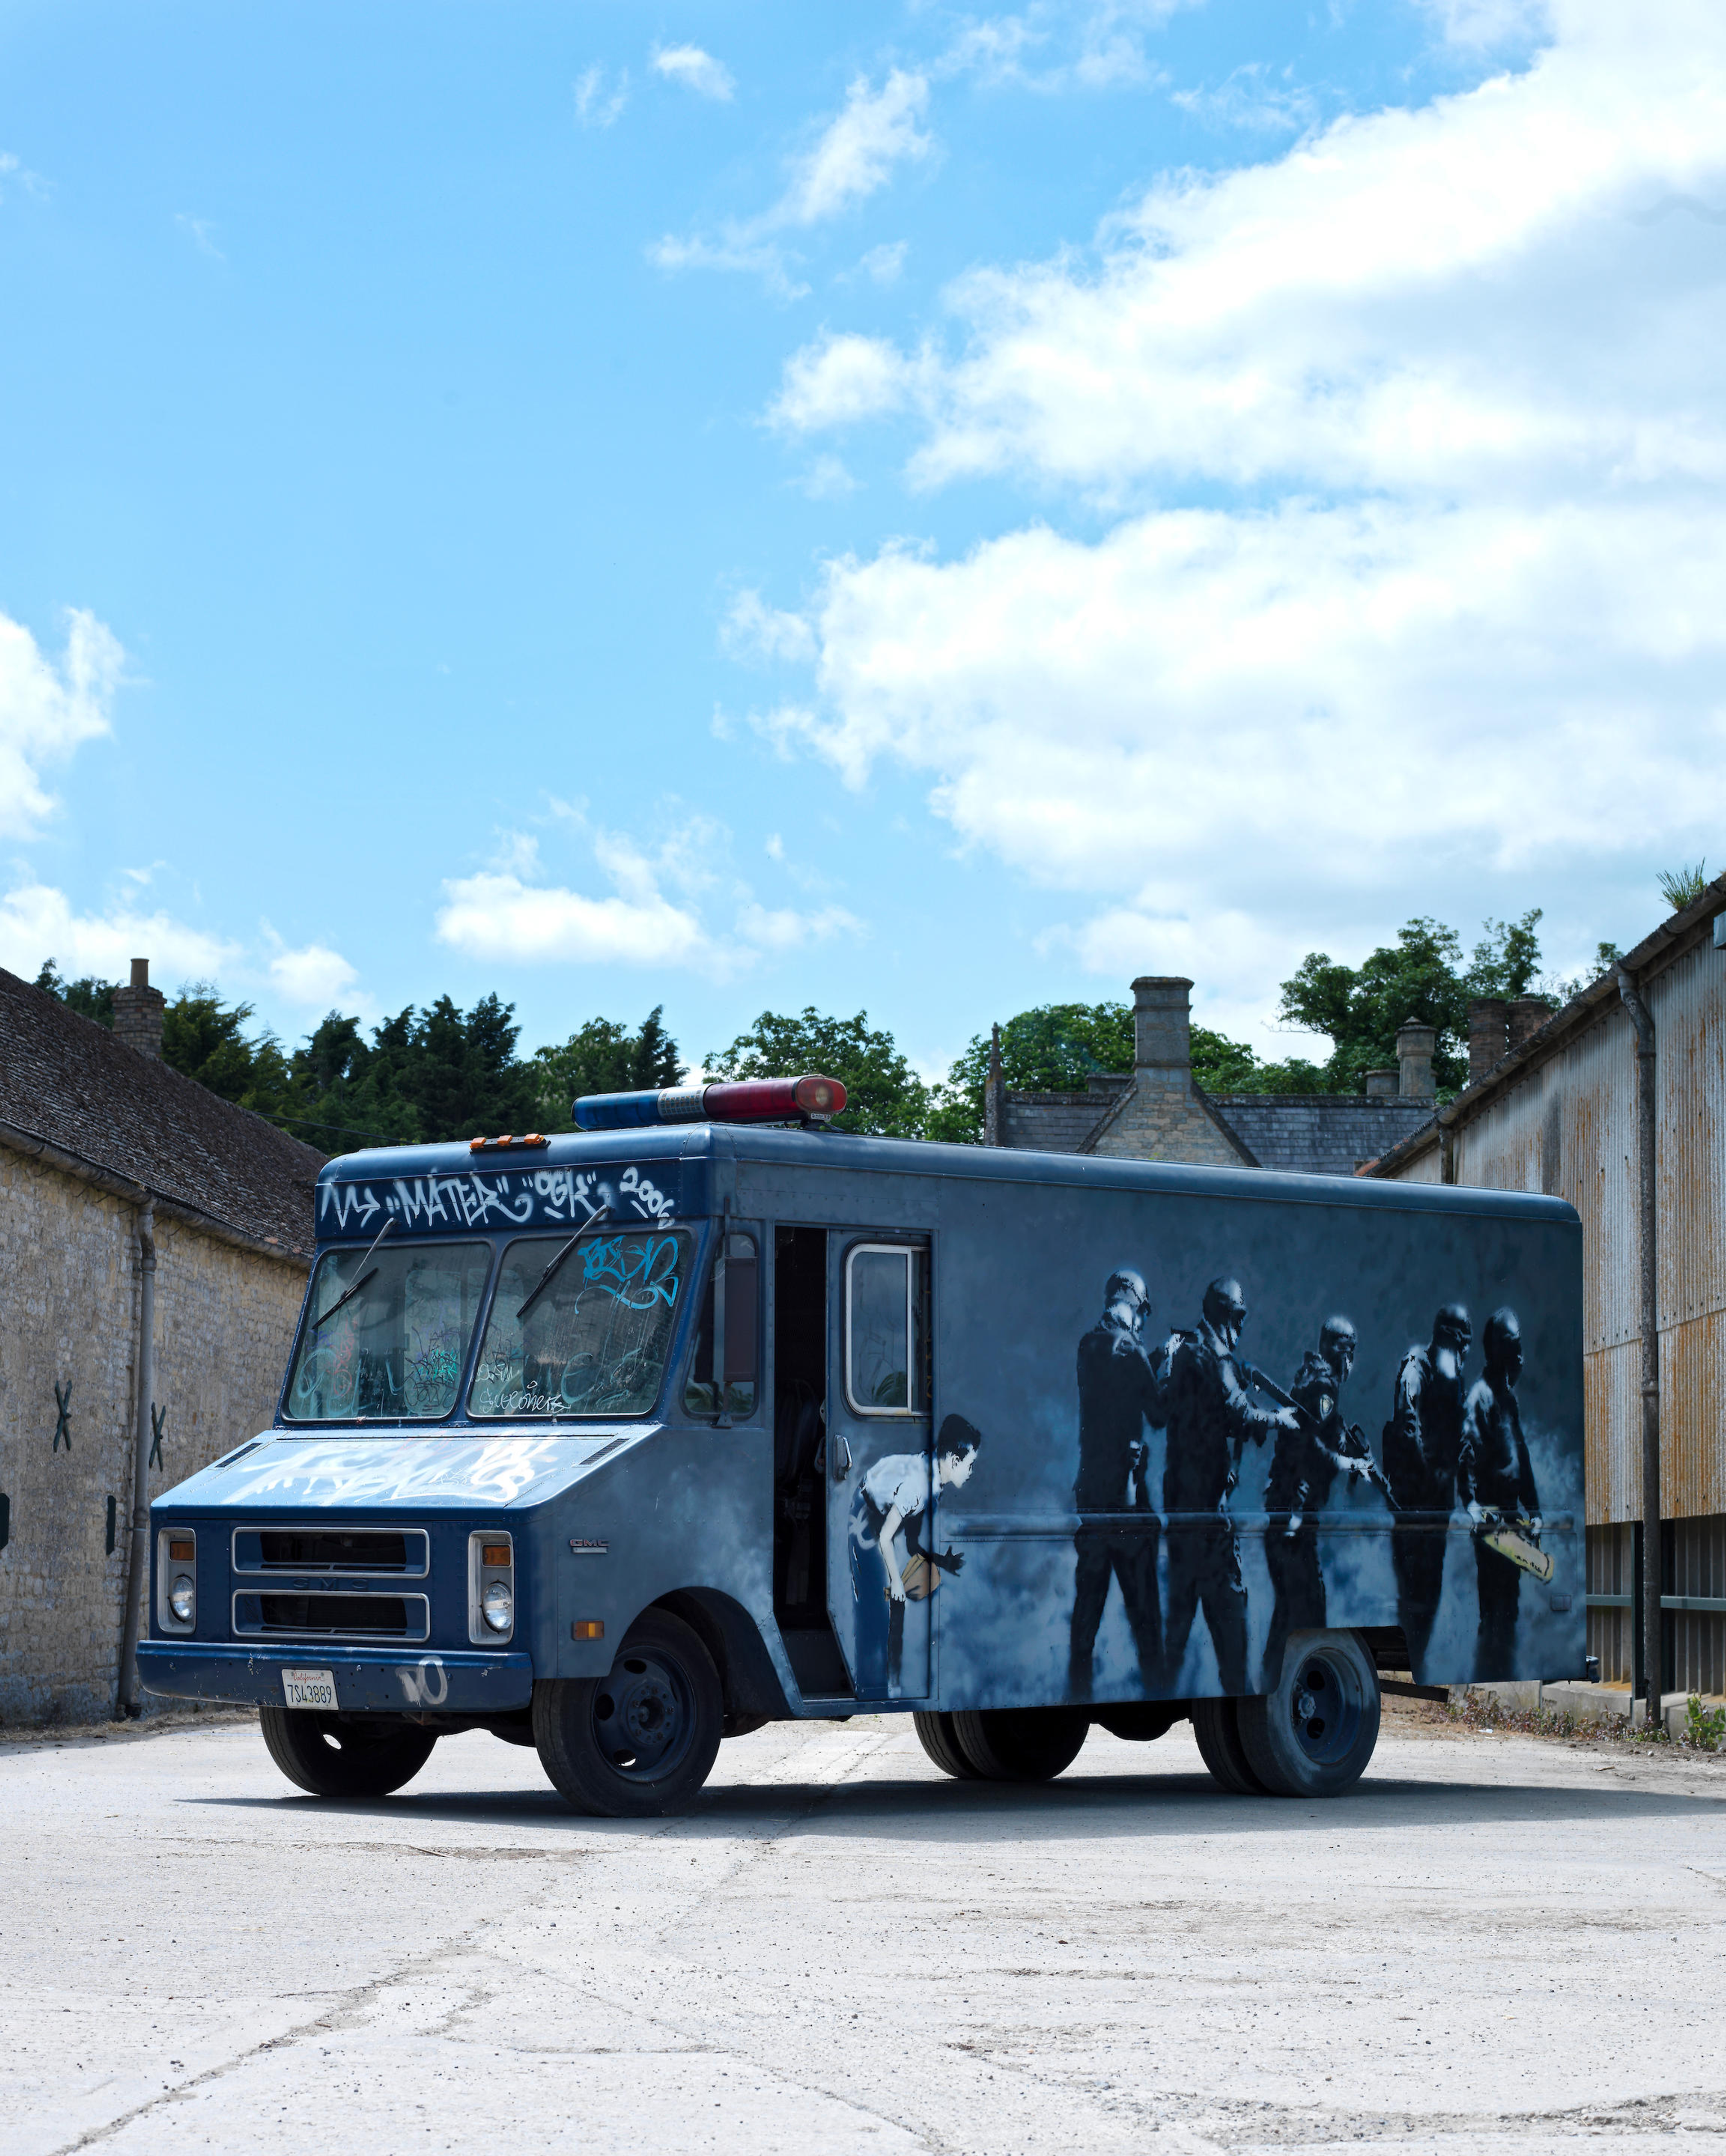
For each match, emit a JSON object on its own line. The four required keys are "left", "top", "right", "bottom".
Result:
{"left": 2, "top": 0, "right": 1720, "bottom": 1080}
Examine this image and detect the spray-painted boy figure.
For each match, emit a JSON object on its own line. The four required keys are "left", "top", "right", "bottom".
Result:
{"left": 1161, "top": 1278, "right": 1297, "bottom": 1696}
{"left": 1459, "top": 1308, "right": 1541, "bottom": 1679}
{"left": 850, "top": 1414, "right": 982, "bottom": 1698}
{"left": 1068, "top": 1268, "right": 1169, "bottom": 1700}
{"left": 1383, "top": 1302, "right": 1472, "bottom": 1679}
{"left": 1262, "top": 1316, "right": 1385, "bottom": 1687}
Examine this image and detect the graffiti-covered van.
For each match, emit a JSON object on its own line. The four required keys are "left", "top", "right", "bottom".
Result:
{"left": 139, "top": 1091, "right": 1585, "bottom": 1810}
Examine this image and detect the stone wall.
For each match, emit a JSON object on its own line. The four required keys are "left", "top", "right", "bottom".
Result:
{"left": 1086, "top": 1071, "right": 1253, "bottom": 1167}
{"left": 0, "top": 1145, "right": 308, "bottom": 1725}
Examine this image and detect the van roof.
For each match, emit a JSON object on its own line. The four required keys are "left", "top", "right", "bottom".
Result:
{"left": 311, "top": 1122, "right": 1577, "bottom": 1239}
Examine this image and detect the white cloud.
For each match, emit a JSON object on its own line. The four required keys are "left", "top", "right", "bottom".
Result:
{"left": 1416, "top": 0, "right": 1552, "bottom": 49}
{"left": 771, "top": 332, "right": 923, "bottom": 431}
{"left": 780, "top": 71, "right": 931, "bottom": 227}
{"left": 733, "top": 900, "right": 863, "bottom": 950}
{"left": 575, "top": 66, "right": 628, "bottom": 129}
{"left": 433, "top": 812, "right": 861, "bottom": 972}
{"left": 0, "top": 881, "right": 238, "bottom": 986}
{"left": 652, "top": 71, "right": 931, "bottom": 291}
{"left": 0, "top": 150, "right": 49, "bottom": 202}
{"left": 859, "top": 240, "right": 907, "bottom": 284}
{"left": 267, "top": 941, "right": 360, "bottom": 1008}
{"left": 800, "top": 453, "right": 859, "bottom": 500}
{"left": 0, "top": 608, "right": 124, "bottom": 840}
{"left": 437, "top": 869, "right": 708, "bottom": 967}
{"left": 652, "top": 44, "right": 734, "bottom": 101}
{"left": 174, "top": 213, "right": 224, "bottom": 260}
{"left": 782, "top": 3, "right": 1726, "bottom": 504}
{"left": 724, "top": 590, "right": 819, "bottom": 666}
{"left": 1171, "top": 64, "right": 1318, "bottom": 136}
{"left": 740, "top": 0, "right": 1726, "bottom": 1011}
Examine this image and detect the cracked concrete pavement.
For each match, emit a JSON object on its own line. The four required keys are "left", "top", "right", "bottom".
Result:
{"left": 4, "top": 1705, "right": 1725, "bottom": 2155}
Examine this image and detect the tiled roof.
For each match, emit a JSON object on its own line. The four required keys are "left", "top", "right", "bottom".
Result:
{"left": 1210, "top": 1094, "right": 1435, "bottom": 1178}
{"left": 0, "top": 965, "right": 322, "bottom": 1261}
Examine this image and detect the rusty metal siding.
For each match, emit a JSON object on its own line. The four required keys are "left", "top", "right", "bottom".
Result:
{"left": 1383, "top": 932, "right": 1726, "bottom": 1531}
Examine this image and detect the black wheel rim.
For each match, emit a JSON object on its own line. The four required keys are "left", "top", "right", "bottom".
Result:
{"left": 1286, "top": 1647, "right": 1366, "bottom": 1767}
{"left": 591, "top": 1649, "right": 697, "bottom": 1779}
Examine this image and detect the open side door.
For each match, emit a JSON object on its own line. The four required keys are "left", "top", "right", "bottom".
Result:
{"left": 826, "top": 1236, "right": 932, "bottom": 1701}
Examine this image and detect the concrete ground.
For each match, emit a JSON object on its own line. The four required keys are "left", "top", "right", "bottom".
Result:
{"left": 4, "top": 1704, "right": 1725, "bottom": 2156}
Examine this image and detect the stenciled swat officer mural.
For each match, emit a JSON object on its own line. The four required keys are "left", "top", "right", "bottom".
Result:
{"left": 931, "top": 1169, "right": 1582, "bottom": 1709}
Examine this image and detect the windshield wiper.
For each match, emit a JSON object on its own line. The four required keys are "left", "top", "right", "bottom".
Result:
{"left": 517, "top": 1208, "right": 614, "bottom": 1325}
{"left": 312, "top": 1215, "right": 396, "bottom": 1332}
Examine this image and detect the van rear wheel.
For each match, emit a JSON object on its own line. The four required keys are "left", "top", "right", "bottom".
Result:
{"left": 1237, "top": 1630, "right": 1381, "bottom": 1797}
{"left": 913, "top": 1710, "right": 983, "bottom": 1779}
{"left": 1191, "top": 1697, "right": 1268, "bottom": 1794}
{"left": 533, "top": 1608, "right": 723, "bottom": 1817}
{"left": 259, "top": 1708, "right": 437, "bottom": 1798}
{"left": 950, "top": 1707, "right": 1089, "bottom": 1782}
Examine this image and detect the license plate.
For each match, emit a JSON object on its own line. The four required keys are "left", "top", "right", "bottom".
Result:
{"left": 281, "top": 1667, "right": 338, "bottom": 1711}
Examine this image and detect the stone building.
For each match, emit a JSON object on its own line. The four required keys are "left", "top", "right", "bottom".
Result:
{"left": 0, "top": 961, "right": 321, "bottom": 1724}
{"left": 1364, "top": 882, "right": 1726, "bottom": 1700}
{"left": 987, "top": 975, "right": 1436, "bottom": 1175}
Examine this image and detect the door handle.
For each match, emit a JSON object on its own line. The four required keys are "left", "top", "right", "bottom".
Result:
{"left": 833, "top": 1434, "right": 852, "bottom": 1479}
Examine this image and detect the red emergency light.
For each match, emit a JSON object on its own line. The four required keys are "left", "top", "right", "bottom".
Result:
{"left": 571, "top": 1074, "right": 846, "bottom": 1131}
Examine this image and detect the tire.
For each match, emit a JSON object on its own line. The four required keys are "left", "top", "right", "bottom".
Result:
{"left": 1237, "top": 1629, "right": 1381, "bottom": 1798}
{"left": 1191, "top": 1696, "right": 1268, "bottom": 1795}
{"left": 913, "top": 1710, "right": 983, "bottom": 1779}
{"left": 1094, "top": 1703, "right": 1183, "bottom": 1743}
{"left": 950, "top": 1707, "right": 1089, "bottom": 1783}
{"left": 533, "top": 1608, "right": 723, "bottom": 1818}
{"left": 259, "top": 1708, "right": 437, "bottom": 1798}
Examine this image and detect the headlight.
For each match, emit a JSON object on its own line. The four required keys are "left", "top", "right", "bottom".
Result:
{"left": 168, "top": 1574, "right": 196, "bottom": 1624}
{"left": 481, "top": 1578, "right": 513, "bottom": 1633}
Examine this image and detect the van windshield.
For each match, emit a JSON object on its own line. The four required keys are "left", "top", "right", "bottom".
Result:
{"left": 284, "top": 1241, "right": 493, "bottom": 1421}
{"left": 468, "top": 1228, "right": 693, "bottom": 1419}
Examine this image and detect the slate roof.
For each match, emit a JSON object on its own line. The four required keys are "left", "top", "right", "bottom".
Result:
{"left": 1209, "top": 1094, "right": 1435, "bottom": 1178}
{"left": 0, "top": 965, "right": 323, "bottom": 1261}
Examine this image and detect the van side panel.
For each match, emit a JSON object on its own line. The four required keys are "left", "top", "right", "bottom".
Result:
{"left": 918, "top": 1174, "right": 1584, "bottom": 1712}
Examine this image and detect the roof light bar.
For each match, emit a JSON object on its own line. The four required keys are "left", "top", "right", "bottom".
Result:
{"left": 571, "top": 1074, "right": 847, "bottom": 1131}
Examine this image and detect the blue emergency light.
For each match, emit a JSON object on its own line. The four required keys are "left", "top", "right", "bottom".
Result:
{"left": 571, "top": 1074, "right": 847, "bottom": 1131}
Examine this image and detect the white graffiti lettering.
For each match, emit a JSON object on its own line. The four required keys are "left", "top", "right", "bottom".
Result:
{"left": 396, "top": 1655, "right": 448, "bottom": 1708}
{"left": 320, "top": 1163, "right": 676, "bottom": 1239}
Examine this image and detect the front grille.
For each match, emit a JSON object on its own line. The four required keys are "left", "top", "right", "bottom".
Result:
{"left": 231, "top": 1526, "right": 428, "bottom": 1577}
{"left": 260, "top": 1530, "right": 409, "bottom": 1570}
{"left": 232, "top": 1590, "right": 430, "bottom": 1642}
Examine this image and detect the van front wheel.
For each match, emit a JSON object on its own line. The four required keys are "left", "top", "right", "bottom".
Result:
{"left": 259, "top": 1708, "right": 437, "bottom": 1798}
{"left": 534, "top": 1609, "right": 723, "bottom": 1817}
{"left": 1237, "top": 1630, "right": 1381, "bottom": 1797}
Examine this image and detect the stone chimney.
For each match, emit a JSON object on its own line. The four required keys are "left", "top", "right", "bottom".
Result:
{"left": 1508, "top": 996, "right": 1551, "bottom": 1053}
{"left": 1394, "top": 1018, "right": 1437, "bottom": 1102}
{"left": 112, "top": 957, "right": 166, "bottom": 1059}
{"left": 983, "top": 1023, "right": 1004, "bottom": 1147}
{"left": 1468, "top": 998, "right": 1508, "bottom": 1084}
{"left": 1131, "top": 976, "right": 1194, "bottom": 1088}
{"left": 1364, "top": 1068, "right": 1399, "bottom": 1102}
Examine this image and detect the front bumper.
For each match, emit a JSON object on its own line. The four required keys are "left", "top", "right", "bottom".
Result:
{"left": 137, "top": 1640, "right": 534, "bottom": 1715}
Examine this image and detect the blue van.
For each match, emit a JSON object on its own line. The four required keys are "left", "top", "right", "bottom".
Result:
{"left": 138, "top": 1088, "right": 1585, "bottom": 1812}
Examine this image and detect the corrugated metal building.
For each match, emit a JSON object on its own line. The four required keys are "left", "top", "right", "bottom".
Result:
{"left": 1366, "top": 881, "right": 1726, "bottom": 1697}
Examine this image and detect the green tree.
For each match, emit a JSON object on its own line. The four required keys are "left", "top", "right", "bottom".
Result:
{"left": 533, "top": 1007, "right": 683, "bottom": 1126}
{"left": 1277, "top": 909, "right": 1552, "bottom": 1096}
{"left": 34, "top": 958, "right": 116, "bottom": 1026}
{"left": 161, "top": 985, "right": 293, "bottom": 1115}
{"left": 926, "top": 1000, "right": 1135, "bottom": 1144}
{"left": 705, "top": 1007, "right": 929, "bottom": 1137}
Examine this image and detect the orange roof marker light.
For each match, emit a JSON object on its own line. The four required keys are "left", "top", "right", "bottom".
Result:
{"left": 571, "top": 1075, "right": 847, "bottom": 1132}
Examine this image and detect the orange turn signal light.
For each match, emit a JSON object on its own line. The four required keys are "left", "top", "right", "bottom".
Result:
{"left": 571, "top": 1619, "right": 605, "bottom": 1641}
{"left": 168, "top": 1539, "right": 195, "bottom": 1560}
{"left": 481, "top": 1544, "right": 511, "bottom": 1567}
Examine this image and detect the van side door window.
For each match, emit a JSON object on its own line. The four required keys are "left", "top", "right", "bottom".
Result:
{"left": 685, "top": 1231, "right": 759, "bottom": 1419}
{"left": 828, "top": 1239, "right": 933, "bottom": 1701}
